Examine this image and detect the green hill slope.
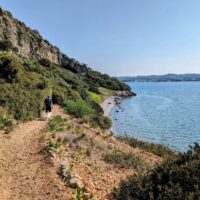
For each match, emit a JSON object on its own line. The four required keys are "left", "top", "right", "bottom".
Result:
{"left": 0, "top": 7, "right": 131, "bottom": 130}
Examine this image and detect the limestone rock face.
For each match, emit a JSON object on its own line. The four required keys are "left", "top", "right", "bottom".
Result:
{"left": 0, "top": 8, "right": 90, "bottom": 74}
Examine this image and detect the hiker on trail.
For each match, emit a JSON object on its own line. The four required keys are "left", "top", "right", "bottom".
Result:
{"left": 44, "top": 96, "right": 53, "bottom": 113}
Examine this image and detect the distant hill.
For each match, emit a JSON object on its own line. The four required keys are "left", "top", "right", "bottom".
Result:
{"left": 118, "top": 74, "right": 200, "bottom": 82}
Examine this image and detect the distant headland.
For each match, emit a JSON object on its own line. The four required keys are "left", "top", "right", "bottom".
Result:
{"left": 118, "top": 73, "right": 200, "bottom": 82}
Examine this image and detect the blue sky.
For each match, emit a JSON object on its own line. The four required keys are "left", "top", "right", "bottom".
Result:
{"left": 1, "top": 0, "right": 200, "bottom": 76}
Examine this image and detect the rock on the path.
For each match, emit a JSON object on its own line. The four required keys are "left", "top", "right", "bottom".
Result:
{"left": 69, "top": 177, "right": 84, "bottom": 189}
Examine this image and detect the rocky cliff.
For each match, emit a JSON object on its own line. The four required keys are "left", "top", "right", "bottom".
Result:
{"left": 0, "top": 7, "right": 90, "bottom": 74}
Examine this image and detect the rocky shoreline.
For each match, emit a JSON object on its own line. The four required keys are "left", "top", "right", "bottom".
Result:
{"left": 100, "top": 90, "right": 136, "bottom": 117}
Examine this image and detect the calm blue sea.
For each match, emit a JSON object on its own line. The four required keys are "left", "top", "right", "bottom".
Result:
{"left": 110, "top": 82, "right": 200, "bottom": 152}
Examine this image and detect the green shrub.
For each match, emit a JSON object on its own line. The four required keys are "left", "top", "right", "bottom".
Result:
{"left": 48, "top": 115, "right": 66, "bottom": 132}
{"left": 0, "top": 109, "right": 13, "bottom": 132}
{"left": 4, "top": 84, "right": 49, "bottom": 120}
{"left": 88, "top": 115, "right": 112, "bottom": 130}
{"left": 118, "top": 134, "right": 174, "bottom": 158}
{"left": 0, "top": 52, "right": 23, "bottom": 83}
{"left": 39, "top": 58, "right": 52, "bottom": 67}
{"left": 0, "top": 40, "right": 14, "bottom": 51}
{"left": 113, "top": 143, "right": 200, "bottom": 200}
{"left": 62, "top": 99, "right": 95, "bottom": 118}
{"left": 103, "top": 150, "right": 147, "bottom": 172}
{"left": 84, "top": 70, "right": 131, "bottom": 91}
{"left": 51, "top": 86, "right": 66, "bottom": 104}
{"left": 75, "top": 188, "right": 84, "bottom": 200}
{"left": 48, "top": 140, "right": 62, "bottom": 149}
{"left": 89, "top": 84, "right": 100, "bottom": 94}
{"left": 0, "top": 54, "right": 50, "bottom": 120}
{"left": 90, "top": 101, "right": 104, "bottom": 114}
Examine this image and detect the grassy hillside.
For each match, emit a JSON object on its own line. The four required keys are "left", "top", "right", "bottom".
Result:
{"left": 0, "top": 40, "right": 130, "bottom": 131}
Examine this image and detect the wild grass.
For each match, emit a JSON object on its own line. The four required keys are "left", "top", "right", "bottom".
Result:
{"left": 89, "top": 92, "right": 103, "bottom": 104}
{"left": 117, "top": 134, "right": 174, "bottom": 158}
{"left": 48, "top": 115, "right": 66, "bottom": 132}
{"left": 48, "top": 140, "right": 62, "bottom": 149}
{"left": 99, "top": 87, "right": 117, "bottom": 96}
{"left": 75, "top": 188, "right": 84, "bottom": 200}
{"left": 103, "top": 150, "right": 148, "bottom": 172}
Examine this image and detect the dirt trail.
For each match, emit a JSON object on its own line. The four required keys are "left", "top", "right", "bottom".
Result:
{"left": 0, "top": 107, "right": 68, "bottom": 200}
{"left": 0, "top": 106, "right": 161, "bottom": 200}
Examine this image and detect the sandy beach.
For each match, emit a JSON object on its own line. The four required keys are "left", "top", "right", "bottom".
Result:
{"left": 100, "top": 96, "right": 121, "bottom": 116}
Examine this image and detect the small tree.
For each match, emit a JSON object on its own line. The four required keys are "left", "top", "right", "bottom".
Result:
{"left": 0, "top": 52, "right": 22, "bottom": 83}
{"left": 39, "top": 58, "right": 52, "bottom": 67}
{"left": 0, "top": 40, "right": 14, "bottom": 51}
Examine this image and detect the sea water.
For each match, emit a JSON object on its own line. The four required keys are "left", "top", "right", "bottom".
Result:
{"left": 110, "top": 82, "right": 200, "bottom": 152}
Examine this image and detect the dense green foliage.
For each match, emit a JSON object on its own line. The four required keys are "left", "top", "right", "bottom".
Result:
{"left": 0, "top": 45, "right": 123, "bottom": 128}
{"left": 84, "top": 70, "right": 130, "bottom": 93}
{"left": 62, "top": 99, "right": 95, "bottom": 118}
{"left": 0, "top": 52, "right": 50, "bottom": 120}
{"left": 113, "top": 143, "right": 200, "bottom": 200}
{"left": 89, "top": 92, "right": 103, "bottom": 104}
{"left": 118, "top": 134, "right": 174, "bottom": 158}
{"left": 0, "top": 52, "right": 22, "bottom": 83}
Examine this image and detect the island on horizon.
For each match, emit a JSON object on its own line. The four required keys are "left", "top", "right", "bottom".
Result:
{"left": 118, "top": 73, "right": 200, "bottom": 82}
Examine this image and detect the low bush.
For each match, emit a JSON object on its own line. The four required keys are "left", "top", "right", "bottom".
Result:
{"left": 0, "top": 52, "right": 23, "bottom": 83}
{"left": 0, "top": 40, "right": 14, "bottom": 51}
{"left": 0, "top": 53, "right": 51, "bottom": 120}
{"left": 84, "top": 70, "right": 131, "bottom": 91}
{"left": 62, "top": 99, "right": 95, "bottom": 118}
{"left": 103, "top": 150, "right": 147, "bottom": 172}
{"left": 0, "top": 81, "right": 50, "bottom": 120}
{"left": 88, "top": 115, "right": 112, "bottom": 130}
{"left": 113, "top": 143, "right": 200, "bottom": 200}
{"left": 48, "top": 115, "right": 66, "bottom": 132}
{"left": 90, "top": 101, "right": 104, "bottom": 114}
{"left": 118, "top": 134, "right": 174, "bottom": 158}
{"left": 0, "top": 109, "right": 13, "bottom": 132}
{"left": 48, "top": 140, "right": 62, "bottom": 149}
{"left": 39, "top": 58, "right": 52, "bottom": 67}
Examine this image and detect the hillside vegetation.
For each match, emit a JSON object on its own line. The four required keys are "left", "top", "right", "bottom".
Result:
{"left": 43, "top": 112, "right": 161, "bottom": 199}
{"left": 1, "top": 7, "right": 199, "bottom": 200}
{"left": 0, "top": 46, "right": 129, "bottom": 130}
{"left": 0, "top": 7, "right": 131, "bottom": 131}
{"left": 113, "top": 143, "right": 200, "bottom": 200}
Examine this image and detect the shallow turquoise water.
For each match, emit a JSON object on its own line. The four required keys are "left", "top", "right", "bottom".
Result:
{"left": 110, "top": 82, "right": 200, "bottom": 152}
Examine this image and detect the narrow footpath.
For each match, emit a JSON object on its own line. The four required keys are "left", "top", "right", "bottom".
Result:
{"left": 0, "top": 108, "right": 67, "bottom": 200}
